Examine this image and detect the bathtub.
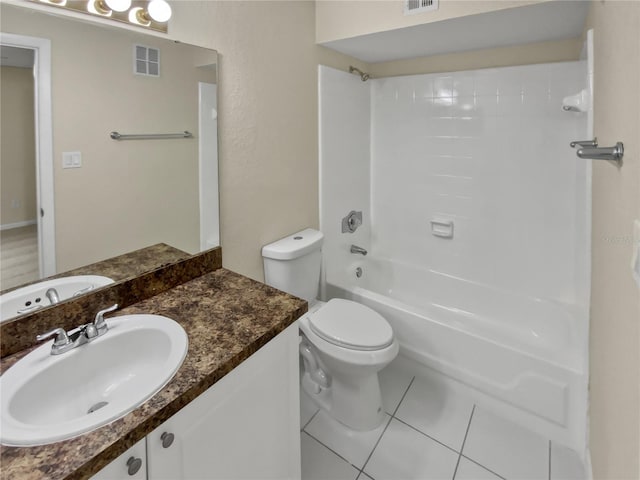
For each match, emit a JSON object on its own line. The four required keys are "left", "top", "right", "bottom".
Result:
{"left": 324, "top": 255, "right": 588, "bottom": 451}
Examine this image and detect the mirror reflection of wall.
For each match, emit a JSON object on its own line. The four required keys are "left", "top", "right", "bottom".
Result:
{"left": 0, "top": 4, "right": 219, "bottom": 291}
{"left": 0, "top": 46, "right": 38, "bottom": 289}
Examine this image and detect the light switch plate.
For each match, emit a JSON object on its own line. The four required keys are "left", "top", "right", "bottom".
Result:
{"left": 62, "top": 151, "right": 82, "bottom": 169}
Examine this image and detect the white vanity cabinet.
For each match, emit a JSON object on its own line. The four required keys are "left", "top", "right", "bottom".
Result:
{"left": 91, "top": 439, "right": 147, "bottom": 480}
{"left": 93, "top": 324, "right": 300, "bottom": 480}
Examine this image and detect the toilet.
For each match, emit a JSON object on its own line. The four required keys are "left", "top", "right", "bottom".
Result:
{"left": 262, "top": 228, "right": 398, "bottom": 431}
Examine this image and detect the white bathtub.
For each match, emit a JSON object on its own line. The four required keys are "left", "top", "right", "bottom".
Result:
{"left": 324, "top": 255, "right": 588, "bottom": 451}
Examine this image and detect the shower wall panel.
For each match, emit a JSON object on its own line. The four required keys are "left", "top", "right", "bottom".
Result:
{"left": 318, "top": 66, "right": 371, "bottom": 289}
{"left": 370, "top": 62, "right": 589, "bottom": 306}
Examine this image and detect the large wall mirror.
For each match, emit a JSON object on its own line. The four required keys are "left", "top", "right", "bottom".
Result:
{"left": 0, "top": 3, "right": 219, "bottom": 291}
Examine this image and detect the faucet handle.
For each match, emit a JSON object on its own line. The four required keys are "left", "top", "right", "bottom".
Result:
{"left": 94, "top": 304, "right": 118, "bottom": 332}
{"left": 36, "top": 327, "right": 71, "bottom": 347}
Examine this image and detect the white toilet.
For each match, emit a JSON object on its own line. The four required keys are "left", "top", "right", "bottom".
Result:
{"left": 262, "top": 228, "right": 399, "bottom": 431}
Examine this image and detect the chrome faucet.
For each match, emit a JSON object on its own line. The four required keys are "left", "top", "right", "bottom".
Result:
{"left": 36, "top": 304, "right": 118, "bottom": 355}
{"left": 35, "top": 328, "right": 71, "bottom": 354}
{"left": 45, "top": 287, "right": 60, "bottom": 305}
{"left": 350, "top": 245, "right": 367, "bottom": 256}
{"left": 92, "top": 304, "right": 118, "bottom": 337}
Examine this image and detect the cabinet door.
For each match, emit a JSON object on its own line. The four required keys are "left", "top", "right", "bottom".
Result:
{"left": 147, "top": 323, "right": 300, "bottom": 480}
{"left": 91, "top": 439, "right": 146, "bottom": 480}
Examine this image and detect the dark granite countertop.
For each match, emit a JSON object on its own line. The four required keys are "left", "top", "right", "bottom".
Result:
{"left": 0, "top": 268, "right": 307, "bottom": 480}
{"left": 59, "top": 244, "right": 191, "bottom": 282}
{"left": 1, "top": 243, "right": 189, "bottom": 296}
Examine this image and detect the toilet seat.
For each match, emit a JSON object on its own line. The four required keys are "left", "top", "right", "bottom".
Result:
{"left": 308, "top": 299, "right": 393, "bottom": 351}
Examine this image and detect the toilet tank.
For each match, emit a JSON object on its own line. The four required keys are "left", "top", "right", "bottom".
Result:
{"left": 262, "top": 229, "right": 323, "bottom": 303}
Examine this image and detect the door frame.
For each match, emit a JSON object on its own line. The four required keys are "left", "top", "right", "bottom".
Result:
{"left": 198, "top": 81, "right": 219, "bottom": 251}
{"left": 1, "top": 32, "right": 56, "bottom": 278}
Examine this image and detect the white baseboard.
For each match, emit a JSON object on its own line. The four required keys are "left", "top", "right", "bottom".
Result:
{"left": 0, "top": 219, "right": 37, "bottom": 231}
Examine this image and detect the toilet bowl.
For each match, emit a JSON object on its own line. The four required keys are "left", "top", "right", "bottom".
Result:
{"left": 298, "top": 299, "right": 399, "bottom": 431}
{"left": 261, "top": 228, "right": 398, "bottom": 431}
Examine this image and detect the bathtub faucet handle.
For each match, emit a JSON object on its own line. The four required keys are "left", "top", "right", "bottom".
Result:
{"left": 350, "top": 245, "right": 367, "bottom": 256}
{"left": 342, "top": 211, "right": 363, "bottom": 233}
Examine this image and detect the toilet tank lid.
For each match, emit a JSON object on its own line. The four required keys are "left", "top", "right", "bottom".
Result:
{"left": 262, "top": 228, "right": 324, "bottom": 260}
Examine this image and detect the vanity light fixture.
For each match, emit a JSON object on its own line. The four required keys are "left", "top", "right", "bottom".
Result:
{"left": 128, "top": 0, "right": 171, "bottom": 26}
{"left": 32, "top": 0, "right": 172, "bottom": 33}
{"left": 91, "top": 0, "right": 131, "bottom": 15}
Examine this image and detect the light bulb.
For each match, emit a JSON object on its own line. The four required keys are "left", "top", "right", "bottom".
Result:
{"left": 105, "top": 0, "right": 131, "bottom": 12}
{"left": 147, "top": 0, "right": 172, "bottom": 22}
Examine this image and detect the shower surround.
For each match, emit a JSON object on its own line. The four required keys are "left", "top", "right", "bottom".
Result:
{"left": 319, "top": 62, "right": 590, "bottom": 455}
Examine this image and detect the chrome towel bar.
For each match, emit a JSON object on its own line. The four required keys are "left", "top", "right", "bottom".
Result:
{"left": 110, "top": 131, "right": 193, "bottom": 140}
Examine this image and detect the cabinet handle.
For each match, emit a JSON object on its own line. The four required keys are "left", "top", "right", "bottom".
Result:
{"left": 161, "top": 432, "right": 175, "bottom": 448}
{"left": 126, "top": 456, "right": 142, "bottom": 476}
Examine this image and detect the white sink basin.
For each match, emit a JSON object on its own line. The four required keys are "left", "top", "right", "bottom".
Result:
{"left": 0, "top": 275, "right": 115, "bottom": 322}
{"left": 0, "top": 314, "right": 188, "bottom": 446}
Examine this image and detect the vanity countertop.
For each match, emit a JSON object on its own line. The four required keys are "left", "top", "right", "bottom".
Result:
{"left": 0, "top": 268, "right": 307, "bottom": 480}
{"left": 58, "top": 243, "right": 191, "bottom": 282}
{"left": 0, "top": 243, "right": 190, "bottom": 296}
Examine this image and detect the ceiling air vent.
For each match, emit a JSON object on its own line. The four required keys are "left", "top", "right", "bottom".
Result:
{"left": 404, "top": 0, "right": 439, "bottom": 15}
{"left": 134, "top": 44, "right": 160, "bottom": 77}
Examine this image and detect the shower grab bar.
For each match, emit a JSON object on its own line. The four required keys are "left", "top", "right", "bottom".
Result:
{"left": 576, "top": 142, "right": 624, "bottom": 163}
{"left": 110, "top": 131, "right": 193, "bottom": 140}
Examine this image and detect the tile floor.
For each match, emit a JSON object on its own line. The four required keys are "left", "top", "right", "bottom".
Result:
{"left": 300, "top": 360, "right": 586, "bottom": 480}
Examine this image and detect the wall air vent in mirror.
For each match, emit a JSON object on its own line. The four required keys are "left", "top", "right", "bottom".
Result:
{"left": 134, "top": 44, "right": 160, "bottom": 76}
{"left": 404, "top": 0, "right": 438, "bottom": 15}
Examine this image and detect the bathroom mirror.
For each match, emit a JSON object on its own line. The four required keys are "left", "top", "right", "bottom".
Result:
{"left": 0, "top": 3, "right": 219, "bottom": 291}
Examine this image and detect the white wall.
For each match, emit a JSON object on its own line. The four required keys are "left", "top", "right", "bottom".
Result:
{"left": 321, "top": 63, "right": 590, "bottom": 308}
{"left": 370, "top": 62, "right": 589, "bottom": 307}
{"left": 318, "top": 66, "right": 371, "bottom": 288}
{"left": 584, "top": 2, "right": 640, "bottom": 478}
{"left": 316, "top": 0, "right": 549, "bottom": 44}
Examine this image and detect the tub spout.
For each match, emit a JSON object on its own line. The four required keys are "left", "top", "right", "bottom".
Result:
{"left": 350, "top": 245, "right": 367, "bottom": 256}
{"left": 45, "top": 288, "right": 60, "bottom": 305}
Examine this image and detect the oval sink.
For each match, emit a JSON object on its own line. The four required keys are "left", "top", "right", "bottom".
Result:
{"left": 0, "top": 314, "right": 188, "bottom": 446}
{"left": 0, "top": 275, "right": 115, "bottom": 322}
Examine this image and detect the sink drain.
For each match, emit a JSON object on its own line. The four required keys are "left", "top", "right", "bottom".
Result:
{"left": 87, "top": 401, "right": 109, "bottom": 414}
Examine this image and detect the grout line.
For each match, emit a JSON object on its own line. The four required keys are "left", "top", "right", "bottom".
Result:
{"left": 460, "top": 454, "right": 507, "bottom": 480}
{"left": 452, "top": 404, "right": 476, "bottom": 479}
{"left": 548, "top": 440, "right": 552, "bottom": 480}
{"left": 302, "top": 430, "right": 354, "bottom": 467}
{"left": 356, "top": 375, "right": 415, "bottom": 477}
{"left": 301, "top": 408, "right": 320, "bottom": 432}
{"left": 392, "top": 376, "right": 416, "bottom": 417}
{"left": 460, "top": 405, "right": 476, "bottom": 454}
{"left": 358, "top": 415, "right": 393, "bottom": 476}
{"left": 393, "top": 416, "right": 460, "bottom": 455}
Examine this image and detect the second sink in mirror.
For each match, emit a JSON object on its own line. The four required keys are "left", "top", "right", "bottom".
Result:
{"left": 0, "top": 275, "right": 114, "bottom": 323}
